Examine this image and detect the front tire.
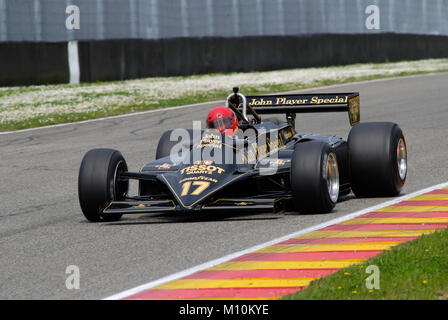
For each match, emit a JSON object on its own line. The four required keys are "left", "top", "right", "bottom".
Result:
{"left": 78, "top": 149, "right": 128, "bottom": 222}
{"left": 348, "top": 122, "right": 407, "bottom": 197}
{"left": 291, "top": 142, "right": 339, "bottom": 214}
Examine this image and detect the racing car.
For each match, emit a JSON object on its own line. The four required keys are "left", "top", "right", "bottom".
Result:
{"left": 78, "top": 87, "right": 407, "bottom": 222}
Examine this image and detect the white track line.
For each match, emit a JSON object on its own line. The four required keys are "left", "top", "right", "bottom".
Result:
{"left": 1, "top": 72, "right": 444, "bottom": 136}
{"left": 103, "top": 180, "right": 448, "bottom": 300}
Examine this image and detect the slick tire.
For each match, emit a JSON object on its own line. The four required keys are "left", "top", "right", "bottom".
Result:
{"left": 291, "top": 141, "right": 340, "bottom": 214}
{"left": 156, "top": 129, "right": 201, "bottom": 160}
{"left": 78, "top": 149, "right": 128, "bottom": 222}
{"left": 348, "top": 122, "right": 407, "bottom": 197}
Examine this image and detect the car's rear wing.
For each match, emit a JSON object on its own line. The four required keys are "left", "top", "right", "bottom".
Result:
{"left": 226, "top": 88, "right": 360, "bottom": 127}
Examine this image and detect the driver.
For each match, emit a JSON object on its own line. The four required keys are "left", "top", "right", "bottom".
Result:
{"left": 206, "top": 106, "right": 238, "bottom": 137}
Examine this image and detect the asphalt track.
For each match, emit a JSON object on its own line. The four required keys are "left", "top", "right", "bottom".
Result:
{"left": 1, "top": 73, "right": 448, "bottom": 299}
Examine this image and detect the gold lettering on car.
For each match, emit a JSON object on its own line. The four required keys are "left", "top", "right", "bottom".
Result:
{"left": 250, "top": 95, "right": 351, "bottom": 107}
{"left": 275, "top": 97, "right": 309, "bottom": 105}
{"left": 179, "top": 176, "right": 218, "bottom": 184}
{"left": 180, "top": 181, "right": 211, "bottom": 196}
{"left": 180, "top": 164, "right": 225, "bottom": 175}
{"left": 269, "top": 159, "right": 290, "bottom": 166}
{"left": 310, "top": 96, "right": 348, "bottom": 104}
{"left": 250, "top": 98, "right": 272, "bottom": 106}
{"left": 155, "top": 163, "right": 174, "bottom": 169}
{"left": 235, "top": 201, "right": 252, "bottom": 206}
{"left": 196, "top": 133, "right": 222, "bottom": 149}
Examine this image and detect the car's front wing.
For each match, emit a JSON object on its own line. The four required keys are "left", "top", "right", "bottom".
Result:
{"left": 102, "top": 197, "right": 286, "bottom": 216}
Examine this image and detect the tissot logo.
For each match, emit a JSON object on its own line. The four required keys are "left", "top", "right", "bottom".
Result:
{"left": 180, "top": 164, "right": 225, "bottom": 175}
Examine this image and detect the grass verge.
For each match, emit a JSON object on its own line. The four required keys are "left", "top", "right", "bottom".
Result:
{"left": 284, "top": 228, "right": 448, "bottom": 300}
{"left": 1, "top": 59, "right": 448, "bottom": 132}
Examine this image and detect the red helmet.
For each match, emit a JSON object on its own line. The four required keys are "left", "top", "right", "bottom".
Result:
{"left": 206, "top": 106, "right": 238, "bottom": 136}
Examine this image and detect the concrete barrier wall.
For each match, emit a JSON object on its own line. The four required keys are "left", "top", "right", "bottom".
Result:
{"left": 0, "top": 42, "right": 68, "bottom": 86}
{"left": 78, "top": 33, "right": 448, "bottom": 82}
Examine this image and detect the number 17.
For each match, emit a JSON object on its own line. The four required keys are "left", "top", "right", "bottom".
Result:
{"left": 180, "top": 181, "right": 211, "bottom": 196}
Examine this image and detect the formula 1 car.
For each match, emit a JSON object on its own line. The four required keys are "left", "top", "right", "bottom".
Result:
{"left": 78, "top": 87, "right": 407, "bottom": 222}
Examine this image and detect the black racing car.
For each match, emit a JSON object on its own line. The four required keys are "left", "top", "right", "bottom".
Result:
{"left": 78, "top": 87, "right": 407, "bottom": 222}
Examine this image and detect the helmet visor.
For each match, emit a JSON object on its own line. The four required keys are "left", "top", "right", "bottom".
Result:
{"left": 207, "top": 116, "right": 234, "bottom": 131}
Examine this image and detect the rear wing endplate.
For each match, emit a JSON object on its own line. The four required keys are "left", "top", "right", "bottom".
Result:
{"left": 245, "top": 93, "right": 360, "bottom": 126}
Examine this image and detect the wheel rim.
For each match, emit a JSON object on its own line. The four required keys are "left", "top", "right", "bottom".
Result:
{"left": 326, "top": 153, "right": 339, "bottom": 203}
{"left": 397, "top": 137, "right": 407, "bottom": 181}
{"left": 112, "top": 160, "right": 128, "bottom": 200}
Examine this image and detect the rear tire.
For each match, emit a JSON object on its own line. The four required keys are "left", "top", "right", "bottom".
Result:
{"left": 156, "top": 129, "right": 201, "bottom": 160}
{"left": 78, "top": 149, "right": 128, "bottom": 222}
{"left": 348, "top": 122, "right": 407, "bottom": 197}
{"left": 291, "top": 142, "right": 339, "bottom": 214}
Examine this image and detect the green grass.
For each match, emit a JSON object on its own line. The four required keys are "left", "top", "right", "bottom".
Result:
{"left": 284, "top": 228, "right": 448, "bottom": 300}
{"left": 1, "top": 64, "right": 448, "bottom": 132}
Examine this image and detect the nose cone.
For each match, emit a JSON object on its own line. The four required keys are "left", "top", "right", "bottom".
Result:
{"left": 160, "top": 163, "right": 236, "bottom": 208}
